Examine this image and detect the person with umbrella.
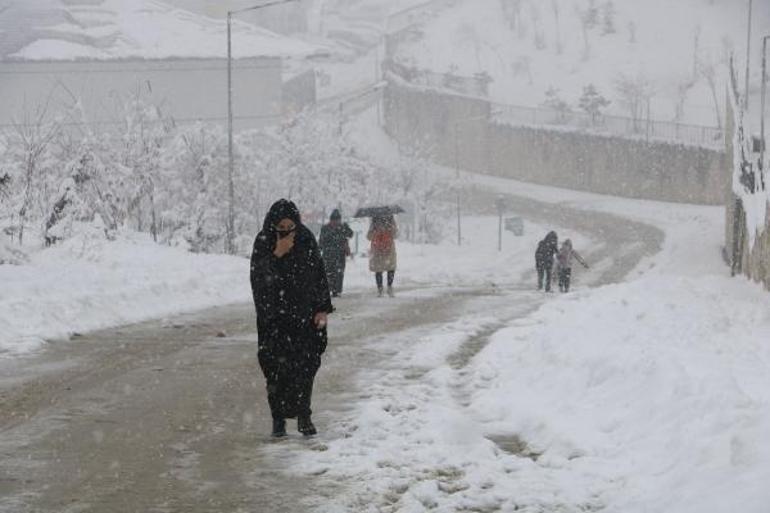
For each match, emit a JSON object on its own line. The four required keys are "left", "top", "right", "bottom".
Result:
{"left": 250, "top": 199, "right": 333, "bottom": 437}
{"left": 367, "top": 212, "right": 399, "bottom": 297}
{"left": 319, "top": 209, "right": 354, "bottom": 297}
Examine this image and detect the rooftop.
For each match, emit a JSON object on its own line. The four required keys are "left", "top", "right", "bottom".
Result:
{"left": 0, "top": 0, "right": 325, "bottom": 61}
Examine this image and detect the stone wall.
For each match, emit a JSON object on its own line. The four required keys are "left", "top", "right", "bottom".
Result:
{"left": 385, "top": 83, "right": 727, "bottom": 205}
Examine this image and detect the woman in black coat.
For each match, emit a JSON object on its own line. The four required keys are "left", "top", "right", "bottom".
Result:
{"left": 250, "top": 199, "right": 333, "bottom": 437}
{"left": 319, "top": 209, "right": 354, "bottom": 297}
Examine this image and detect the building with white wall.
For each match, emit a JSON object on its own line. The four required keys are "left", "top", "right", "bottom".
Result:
{"left": 0, "top": 0, "right": 323, "bottom": 131}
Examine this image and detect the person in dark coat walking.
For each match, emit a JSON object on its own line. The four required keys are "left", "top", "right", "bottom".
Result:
{"left": 535, "top": 231, "right": 558, "bottom": 292}
{"left": 319, "top": 209, "right": 354, "bottom": 297}
{"left": 250, "top": 199, "right": 334, "bottom": 437}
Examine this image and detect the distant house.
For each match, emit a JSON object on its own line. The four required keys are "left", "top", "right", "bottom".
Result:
{"left": 0, "top": 0, "right": 324, "bottom": 132}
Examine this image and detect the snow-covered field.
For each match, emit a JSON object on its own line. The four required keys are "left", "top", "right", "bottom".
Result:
{"left": 286, "top": 178, "right": 770, "bottom": 512}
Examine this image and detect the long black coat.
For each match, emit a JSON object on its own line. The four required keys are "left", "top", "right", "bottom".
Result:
{"left": 535, "top": 232, "right": 558, "bottom": 269}
{"left": 319, "top": 222, "right": 353, "bottom": 263}
{"left": 319, "top": 222, "right": 353, "bottom": 295}
{"left": 250, "top": 200, "right": 333, "bottom": 419}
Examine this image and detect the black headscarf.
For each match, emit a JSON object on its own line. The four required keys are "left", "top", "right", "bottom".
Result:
{"left": 263, "top": 199, "right": 301, "bottom": 231}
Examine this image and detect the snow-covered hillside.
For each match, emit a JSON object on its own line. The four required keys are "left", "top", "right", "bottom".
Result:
{"left": 395, "top": 0, "right": 770, "bottom": 126}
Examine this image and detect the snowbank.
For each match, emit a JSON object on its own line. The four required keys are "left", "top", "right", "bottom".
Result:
{"left": 0, "top": 230, "right": 250, "bottom": 357}
{"left": 289, "top": 175, "right": 770, "bottom": 512}
{"left": 467, "top": 270, "right": 770, "bottom": 512}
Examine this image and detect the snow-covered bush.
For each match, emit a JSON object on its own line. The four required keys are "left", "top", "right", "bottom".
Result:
{"left": 0, "top": 109, "right": 66, "bottom": 246}
{"left": 0, "top": 242, "right": 28, "bottom": 265}
{"left": 1, "top": 94, "right": 449, "bottom": 255}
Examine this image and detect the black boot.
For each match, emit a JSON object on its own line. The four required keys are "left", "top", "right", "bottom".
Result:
{"left": 272, "top": 418, "right": 287, "bottom": 438}
{"left": 297, "top": 415, "right": 317, "bottom": 436}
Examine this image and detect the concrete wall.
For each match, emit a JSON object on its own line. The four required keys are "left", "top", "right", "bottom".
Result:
{"left": 385, "top": 83, "right": 728, "bottom": 205}
{"left": 0, "top": 57, "right": 283, "bottom": 132}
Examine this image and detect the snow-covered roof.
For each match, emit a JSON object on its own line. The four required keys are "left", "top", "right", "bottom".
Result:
{"left": 0, "top": 0, "right": 324, "bottom": 62}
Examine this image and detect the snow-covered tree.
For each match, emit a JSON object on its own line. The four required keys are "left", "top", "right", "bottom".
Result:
{"left": 578, "top": 84, "right": 611, "bottom": 124}
{"left": 551, "top": 0, "right": 563, "bottom": 54}
{"left": 44, "top": 149, "right": 124, "bottom": 245}
{"left": 673, "top": 74, "right": 697, "bottom": 124}
{"left": 157, "top": 123, "right": 230, "bottom": 252}
{"left": 601, "top": 0, "right": 616, "bottom": 35}
{"left": 1, "top": 106, "right": 64, "bottom": 246}
{"left": 614, "top": 73, "right": 655, "bottom": 131}
{"left": 542, "top": 87, "right": 571, "bottom": 122}
{"left": 697, "top": 54, "right": 724, "bottom": 130}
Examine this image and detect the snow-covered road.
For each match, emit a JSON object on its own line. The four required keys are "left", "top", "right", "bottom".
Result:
{"left": 0, "top": 187, "right": 661, "bottom": 512}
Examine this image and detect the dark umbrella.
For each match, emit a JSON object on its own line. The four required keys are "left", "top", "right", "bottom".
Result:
{"left": 353, "top": 205, "right": 405, "bottom": 218}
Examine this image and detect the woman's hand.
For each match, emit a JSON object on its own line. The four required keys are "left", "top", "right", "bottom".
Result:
{"left": 273, "top": 232, "right": 295, "bottom": 258}
{"left": 314, "top": 312, "right": 328, "bottom": 329}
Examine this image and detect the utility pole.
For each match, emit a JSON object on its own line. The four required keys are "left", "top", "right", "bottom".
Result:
{"left": 761, "top": 35, "right": 769, "bottom": 169}
{"left": 745, "top": 0, "right": 753, "bottom": 110}
{"left": 227, "top": 0, "right": 298, "bottom": 254}
{"left": 454, "top": 122, "right": 462, "bottom": 246}
{"left": 495, "top": 196, "right": 505, "bottom": 252}
{"left": 227, "top": 11, "right": 234, "bottom": 254}
{"left": 452, "top": 112, "right": 491, "bottom": 247}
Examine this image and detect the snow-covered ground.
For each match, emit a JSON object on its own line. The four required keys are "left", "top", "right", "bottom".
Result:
{"left": 3, "top": 141, "right": 769, "bottom": 510}
{"left": 0, "top": 229, "right": 250, "bottom": 358}
{"left": 0, "top": 213, "right": 586, "bottom": 359}
{"left": 285, "top": 177, "right": 770, "bottom": 512}
{"left": 395, "top": 0, "right": 770, "bottom": 126}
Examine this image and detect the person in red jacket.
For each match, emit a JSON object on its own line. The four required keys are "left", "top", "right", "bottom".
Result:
{"left": 367, "top": 214, "right": 398, "bottom": 297}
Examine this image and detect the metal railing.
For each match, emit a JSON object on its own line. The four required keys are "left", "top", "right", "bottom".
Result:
{"left": 491, "top": 102, "right": 724, "bottom": 149}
